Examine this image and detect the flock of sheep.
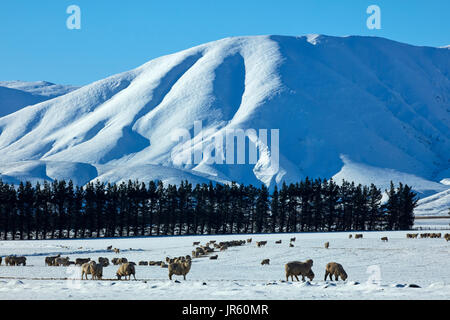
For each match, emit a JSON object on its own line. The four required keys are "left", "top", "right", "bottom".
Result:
{"left": 1, "top": 231, "right": 448, "bottom": 283}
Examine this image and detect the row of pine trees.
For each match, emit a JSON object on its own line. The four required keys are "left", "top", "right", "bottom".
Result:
{"left": 0, "top": 178, "right": 417, "bottom": 240}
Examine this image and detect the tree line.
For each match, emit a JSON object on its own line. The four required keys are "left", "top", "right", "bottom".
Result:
{"left": 0, "top": 178, "right": 418, "bottom": 240}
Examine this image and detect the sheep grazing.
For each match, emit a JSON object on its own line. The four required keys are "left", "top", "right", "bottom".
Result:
{"left": 45, "top": 254, "right": 61, "bottom": 266}
{"left": 209, "top": 255, "right": 218, "bottom": 260}
{"left": 290, "top": 237, "right": 296, "bottom": 242}
{"left": 168, "top": 259, "right": 192, "bottom": 280}
{"left": 261, "top": 259, "right": 270, "bottom": 265}
{"left": 324, "top": 242, "right": 329, "bottom": 249}
{"left": 193, "top": 242, "right": 200, "bottom": 246}
{"left": 256, "top": 241, "right": 267, "bottom": 248}
{"left": 81, "top": 261, "right": 96, "bottom": 280}
{"left": 381, "top": 237, "right": 388, "bottom": 242}
{"left": 90, "top": 262, "right": 103, "bottom": 280}
{"left": 289, "top": 243, "right": 294, "bottom": 247}
{"left": 116, "top": 263, "right": 136, "bottom": 280}
{"left": 355, "top": 234, "right": 363, "bottom": 239}
{"left": 275, "top": 240, "right": 282, "bottom": 244}
{"left": 76, "top": 258, "right": 91, "bottom": 266}
{"left": 324, "top": 262, "right": 348, "bottom": 281}
{"left": 8, "top": 256, "right": 27, "bottom": 266}
{"left": 247, "top": 238, "right": 252, "bottom": 243}
{"left": 55, "top": 257, "right": 70, "bottom": 266}
{"left": 285, "top": 259, "right": 313, "bottom": 282}
{"left": 406, "top": 233, "right": 419, "bottom": 239}
{"left": 98, "top": 257, "right": 110, "bottom": 267}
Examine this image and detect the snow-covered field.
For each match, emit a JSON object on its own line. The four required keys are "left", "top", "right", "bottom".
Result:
{"left": 0, "top": 224, "right": 449, "bottom": 300}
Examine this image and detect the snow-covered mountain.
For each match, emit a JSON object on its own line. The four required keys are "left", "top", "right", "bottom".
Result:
{"left": 0, "top": 81, "right": 78, "bottom": 117}
{"left": 0, "top": 35, "right": 449, "bottom": 214}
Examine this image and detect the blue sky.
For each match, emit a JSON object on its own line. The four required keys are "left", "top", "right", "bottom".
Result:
{"left": 1, "top": 0, "right": 449, "bottom": 86}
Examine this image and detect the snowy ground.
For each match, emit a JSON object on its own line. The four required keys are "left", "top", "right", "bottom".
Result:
{"left": 0, "top": 225, "right": 449, "bottom": 300}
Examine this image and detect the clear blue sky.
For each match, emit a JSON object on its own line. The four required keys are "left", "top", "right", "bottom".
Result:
{"left": 1, "top": 0, "right": 449, "bottom": 86}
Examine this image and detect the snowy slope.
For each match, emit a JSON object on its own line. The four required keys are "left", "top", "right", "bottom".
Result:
{"left": 0, "top": 81, "right": 77, "bottom": 117}
{"left": 0, "top": 35, "right": 449, "bottom": 208}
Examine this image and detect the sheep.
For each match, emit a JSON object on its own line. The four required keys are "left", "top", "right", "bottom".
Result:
{"left": 90, "top": 262, "right": 103, "bottom": 280}
{"left": 0, "top": 257, "right": 2, "bottom": 265}
{"left": 45, "top": 254, "right": 61, "bottom": 266}
{"left": 161, "top": 263, "right": 168, "bottom": 268}
{"left": 4, "top": 256, "right": 12, "bottom": 266}
{"left": 220, "top": 245, "right": 228, "bottom": 251}
{"left": 209, "top": 240, "right": 216, "bottom": 244}
{"left": 55, "top": 257, "right": 70, "bottom": 266}
{"left": 285, "top": 259, "right": 313, "bottom": 282}
{"left": 112, "top": 258, "right": 128, "bottom": 265}
{"left": 256, "top": 241, "right": 267, "bottom": 248}
{"left": 107, "top": 245, "right": 113, "bottom": 251}
{"left": 290, "top": 237, "right": 296, "bottom": 242}
{"left": 355, "top": 234, "right": 363, "bottom": 239}
{"left": 289, "top": 243, "right": 294, "bottom": 247}
{"left": 9, "top": 256, "right": 27, "bottom": 266}
{"left": 444, "top": 233, "right": 449, "bottom": 242}
{"left": 247, "top": 238, "right": 252, "bottom": 243}
{"left": 75, "top": 258, "right": 91, "bottom": 266}
{"left": 114, "top": 248, "right": 120, "bottom": 254}
{"left": 116, "top": 263, "right": 136, "bottom": 280}
{"left": 193, "top": 242, "right": 200, "bottom": 246}
{"left": 138, "top": 261, "right": 148, "bottom": 266}
{"left": 81, "top": 261, "right": 96, "bottom": 280}
{"left": 324, "top": 262, "right": 348, "bottom": 281}
{"left": 348, "top": 234, "right": 352, "bottom": 239}
{"left": 98, "top": 257, "right": 110, "bottom": 267}
{"left": 209, "top": 255, "right": 218, "bottom": 260}
{"left": 261, "top": 259, "right": 270, "bottom": 265}
{"left": 275, "top": 240, "right": 282, "bottom": 244}
{"left": 168, "top": 259, "right": 192, "bottom": 280}
{"left": 324, "top": 242, "right": 329, "bottom": 249}
{"left": 381, "top": 237, "right": 388, "bottom": 242}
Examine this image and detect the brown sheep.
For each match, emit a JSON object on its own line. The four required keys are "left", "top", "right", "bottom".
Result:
{"left": 324, "top": 242, "right": 329, "bottom": 249}
{"left": 324, "top": 262, "right": 348, "bottom": 281}
{"left": 444, "top": 233, "right": 449, "bottom": 242}
{"left": 285, "top": 259, "right": 313, "bottom": 282}
{"left": 247, "top": 238, "right": 252, "bottom": 243}
{"left": 113, "top": 248, "right": 120, "bottom": 254}
{"left": 381, "top": 237, "right": 388, "bottom": 242}
{"left": 55, "top": 257, "right": 70, "bottom": 266}
{"left": 8, "top": 256, "right": 27, "bottom": 266}
{"left": 355, "top": 234, "right": 363, "bottom": 239}
{"left": 168, "top": 259, "right": 192, "bottom": 280}
{"left": 81, "top": 261, "right": 96, "bottom": 280}
{"left": 75, "top": 258, "right": 91, "bottom": 266}
{"left": 261, "top": 259, "right": 270, "bottom": 265}
{"left": 90, "top": 262, "right": 103, "bottom": 280}
{"left": 4, "top": 256, "right": 12, "bottom": 266}
{"left": 116, "top": 263, "right": 136, "bottom": 280}
{"left": 45, "top": 254, "right": 61, "bottom": 266}
{"left": 98, "top": 257, "right": 110, "bottom": 267}
{"left": 348, "top": 234, "right": 352, "bottom": 239}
